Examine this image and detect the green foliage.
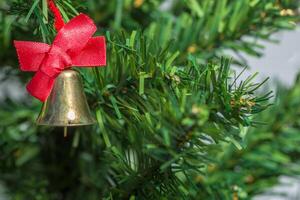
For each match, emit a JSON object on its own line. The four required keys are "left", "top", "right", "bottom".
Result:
{"left": 1, "top": 0, "right": 299, "bottom": 65}
{"left": 0, "top": 0, "right": 299, "bottom": 199}
{"left": 0, "top": 30, "right": 271, "bottom": 200}
{"left": 199, "top": 79, "right": 300, "bottom": 199}
{"left": 147, "top": 0, "right": 300, "bottom": 64}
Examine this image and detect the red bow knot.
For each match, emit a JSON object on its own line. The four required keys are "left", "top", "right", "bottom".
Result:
{"left": 14, "top": 14, "right": 106, "bottom": 102}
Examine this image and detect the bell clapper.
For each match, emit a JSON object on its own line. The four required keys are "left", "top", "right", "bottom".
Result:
{"left": 64, "top": 126, "right": 68, "bottom": 138}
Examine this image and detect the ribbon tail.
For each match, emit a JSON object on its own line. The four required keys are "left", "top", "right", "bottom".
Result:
{"left": 72, "top": 36, "right": 106, "bottom": 66}
{"left": 26, "top": 71, "right": 55, "bottom": 102}
{"left": 14, "top": 41, "right": 50, "bottom": 71}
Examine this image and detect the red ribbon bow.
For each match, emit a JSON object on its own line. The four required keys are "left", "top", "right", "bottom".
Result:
{"left": 14, "top": 14, "right": 106, "bottom": 102}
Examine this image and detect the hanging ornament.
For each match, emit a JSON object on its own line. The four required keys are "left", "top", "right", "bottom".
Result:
{"left": 14, "top": 0, "right": 106, "bottom": 133}
{"left": 35, "top": 69, "right": 97, "bottom": 126}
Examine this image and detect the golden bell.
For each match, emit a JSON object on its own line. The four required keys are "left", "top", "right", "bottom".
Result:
{"left": 36, "top": 69, "right": 96, "bottom": 126}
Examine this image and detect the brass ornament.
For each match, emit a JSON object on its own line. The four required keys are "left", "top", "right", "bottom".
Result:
{"left": 36, "top": 69, "right": 96, "bottom": 129}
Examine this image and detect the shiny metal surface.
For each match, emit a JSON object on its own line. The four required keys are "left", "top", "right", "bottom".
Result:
{"left": 36, "top": 69, "right": 96, "bottom": 126}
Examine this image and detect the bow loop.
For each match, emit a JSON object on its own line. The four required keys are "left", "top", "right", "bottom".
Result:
{"left": 53, "top": 14, "right": 97, "bottom": 59}
{"left": 14, "top": 41, "right": 50, "bottom": 71}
